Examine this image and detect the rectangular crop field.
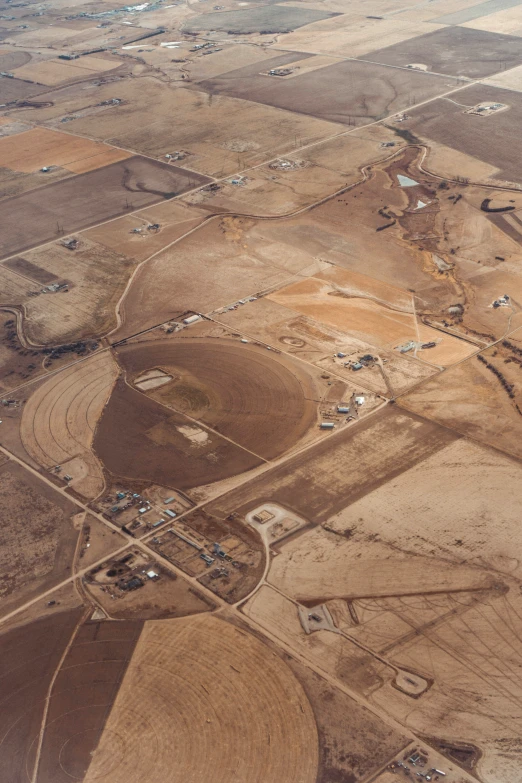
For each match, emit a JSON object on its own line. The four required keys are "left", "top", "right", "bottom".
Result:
{"left": 198, "top": 58, "right": 455, "bottom": 125}
{"left": 0, "top": 156, "right": 210, "bottom": 259}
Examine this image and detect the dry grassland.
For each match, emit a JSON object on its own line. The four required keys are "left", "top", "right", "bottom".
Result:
{"left": 84, "top": 615, "right": 319, "bottom": 783}
{"left": 78, "top": 513, "right": 127, "bottom": 569}
{"left": 285, "top": 655, "right": 409, "bottom": 782}
{"left": 84, "top": 200, "right": 206, "bottom": 261}
{"left": 271, "top": 15, "right": 443, "bottom": 57}
{"left": 268, "top": 522, "right": 489, "bottom": 603}
{"left": 1, "top": 237, "right": 138, "bottom": 344}
{"left": 51, "top": 78, "right": 345, "bottom": 177}
{"left": 111, "top": 216, "right": 312, "bottom": 341}
{"left": 0, "top": 127, "right": 130, "bottom": 173}
{"left": 463, "top": 4, "right": 522, "bottom": 35}
{"left": 13, "top": 54, "right": 123, "bottom": 86}
{"left": 370, "top": 588, "right": 522, "bottom": 782}
{"left": 21, "top": 351, "right": 119, "bottom": 499}
{"left": 184, "top": 43, "right": 278, "bottom": 81}
{"left": 0, "top": 461, "right": 79, "bottom": 615}
{"left": 483, "top": 62, "right": 522, "bottom": 90}
{"left": 186, "top": 125, "right": 407, "bottom": 216}
{"left": 243, "top": 584, "right": 388, "bottom": 694}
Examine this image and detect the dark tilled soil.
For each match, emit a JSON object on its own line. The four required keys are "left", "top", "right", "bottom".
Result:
{"left": 0, "top": 607, "right": 84, "bottom": 783}
{"left": 198, "top": 59, "right": 452, "bottom": 125}
{"left": 405, "top": 84, "right": 522, "bottom": 184}
{"left": 93, "top": 377, "right": 262, "bottom": 491}
{"left": 116, "top": 337, "right": 317, "bottom": 460}
{"left": 36, "top": 619, "right": 143, "bottom": 783}
{"left": 0, "top": 156, "right": 211, "bottom": 260}
{"left": 361, "top": 26, "right": 522, "bottom": 79}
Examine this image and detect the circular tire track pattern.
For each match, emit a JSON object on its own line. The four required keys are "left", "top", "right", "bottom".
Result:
{"left": 84, "top": 615, "right": 319, "bottom": 783}
{"left": 21, "top": 353, "right": 119, "bottom": 499}
{"left": 117, "top": 338, "right": 318, "bottom": 460}
{"left": 35, "top": 620, "right": 143, "bottom": 783}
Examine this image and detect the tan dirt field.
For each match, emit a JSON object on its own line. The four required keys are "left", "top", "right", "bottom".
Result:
{"left": 463, "top": 5, "right": 522, "bottom": 36}
{"left": 20, "top": 350, "right": 119, "bottom": 499}
{"left": 243, "top": 584, "right": 389, "bottom": 695}
{"left": 370, "top": 587, "right": 522, "bottom": 782}
{"left": 328, "top": 437, "right": 522, "bottom": 577}
{"left": 13, "top": 55, "right": 123, "bottom": 86}
{"left": 267, "top": 524, "right": 489, "bottom": 603}
{"left": 84, "top": 615, "right": 319, "bottom": 783}
{"left": 84, "top": 200, "right": 206, "bottom": 261}
{"left": 216, "top": 297, "right": 438, "bottom": 394}
{"left": 110, "top": 216, "right": 314, "bottom": 341}
{"left": 270, "top": 16, "right": 444, "bottom": 57}
{"left": 208, "top": 407, "right": 458, "bottom": 523}
{"left": 268, "top": 275, "right": 476, "bottom": 364}
{"left": 483, "top": 62, "right": 522, "bottom": 91}
{"left": 285, "top": 654, "right": 409, "bottom": 782}
{"left": 34, "top": 78, "right": 347, "bottom": 178}
{"left": 0, "top": 127, "right": 130, "bottom": 173}
{"left": 398, "top": 354, "right": 522, "bottom": 460}
{"left": 77, "top": 513, "right": 127, "bottom": 570}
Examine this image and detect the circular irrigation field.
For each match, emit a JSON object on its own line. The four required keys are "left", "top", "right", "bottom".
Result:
{"left": 115, "top": 337, "right": 318, "bottom": 461}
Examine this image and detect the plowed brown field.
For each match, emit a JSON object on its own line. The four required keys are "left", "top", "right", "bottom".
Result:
{"left": 84, "top": 615, "right": 319, "bottom": 783}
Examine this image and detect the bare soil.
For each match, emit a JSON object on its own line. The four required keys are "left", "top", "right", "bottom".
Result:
{"left": 405, "top": 83, "right": 522, "bottom": 183}
{"left": 0, "top": 156, "right": 210, "bottom": 260}
{"left": 93, "top": 377, "right": 262, "bottom": 492}
{"left": 207, "top": 406, "right": 459, "bottom": 523}
{"left": 84, "top": 615, "right": 319, "bottom": 783}
{"left": 0, "top": 460, "right": 80, "bottom": 616}
{"left": 36, "top": 619, "right": 143, "bottom": 783}
{"left": 199, "top": 59, "right": 454, "bottom": 125}
{"left": 0, "top": 607, "right": 84, "bottom": 783}
{"left": 116, "top": 337, "right": 318, "bottom": 459}
{"left": 363, "top": 26, "right": 522, "bottom": 78}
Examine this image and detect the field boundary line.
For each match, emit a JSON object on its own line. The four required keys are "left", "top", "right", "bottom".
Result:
{"left": 29, "top": 605, "right": 89, "bottom": 783}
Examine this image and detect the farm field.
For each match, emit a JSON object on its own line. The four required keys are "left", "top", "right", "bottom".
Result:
{"left": 404, "top": 83, "right": 522, "bottom": 183}
{"left": 198, "top": 59, "right": 455, "bottom": 126}
{"left": 0, "top": 156, "right": 210, "bottom": 260}
{"left": 2, "top": 0, "right": 522, "bottom": 780}
{"left": 115, "top": 337, "right": 319, "bottom": 459}
{"left": 93, "top": 376, "right": 263, "bottom": 491}
{"left": 207, "top": 407, "right": 458, "bottom": 523}
{"left": 20, "top": 351, "right": 119, "bottom": 498}
{"left": 362, "top": 26, "right": 522, "bottom": 77}
{"left": 84, "top": 615, "right": 319, "bottom": 783}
